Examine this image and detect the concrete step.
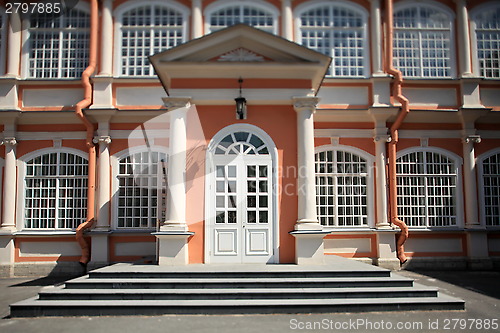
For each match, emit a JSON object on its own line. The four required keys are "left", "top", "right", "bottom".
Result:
{"left": 10, "top": 295, "right": 465, "bottom": 317}
{"left": 38, "top": 284, "right": 439, "bottom": 301}
{"left": 63, "top": 276, "right": 415, "bottom": 289}
{"left": 88, "top": 270, "right": 391, "bottom": 279}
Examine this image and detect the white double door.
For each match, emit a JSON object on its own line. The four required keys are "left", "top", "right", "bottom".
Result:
{"left": 208, "top": 155, "right": 274, "bottom": 263}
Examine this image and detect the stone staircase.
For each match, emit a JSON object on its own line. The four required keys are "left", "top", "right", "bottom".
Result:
{"left": 10, "top": 257, "right": 464, "bottom": 317}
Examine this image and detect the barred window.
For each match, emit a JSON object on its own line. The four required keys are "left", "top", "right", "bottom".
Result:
{"left": 481, "top": 152, "right": 500, "bottom": 226}
{"left": 393, "top": 3, "right": 453, "bottom": 78}
{"left": 298, "top": 3, "right": 368, "bottom": 77}
{"left": 315, "top": 149, "right": 370, "bottom": 227}
{"left": 28, "top": 8, "right": 90, "bottom": 78}
{"left": 24, "top": 151, "right": 88, "bottom": 229}
{"left": 118, "top": 4, "right": 186, "bottom": 76}
{"left": 472, "top": 5, "right": 500, "bottom": 78}
{"left": 397, "top": 150, "right": 459, "bottom": 227}
{"left": 206, "top": 3, "right": 277, "bottom": 34}
{"left": 117, "top": 151, "right": 167, "bottom": 229}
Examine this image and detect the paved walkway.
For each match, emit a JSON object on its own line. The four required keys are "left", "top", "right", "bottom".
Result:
{"left": 1, "top": 268, "right": 499, "bottom": 333}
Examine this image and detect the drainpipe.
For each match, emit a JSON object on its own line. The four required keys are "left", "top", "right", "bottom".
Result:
{"left": 385, "top": 0, "right": 409, "bottom": 265}
{"left": 75, "top": 0, "right": 98, "bottom": 266}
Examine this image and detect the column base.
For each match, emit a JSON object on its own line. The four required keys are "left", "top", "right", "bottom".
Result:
{"left": 376, "top": 230, "right": 398, "bottom": 269}
{"left": 294, "top": 220, "right": 323, "bottom": 231}
{"left": 89, "top": 230, "right": 111, "bottom": 265}
{"left": 290, "top": 230, "right": 329, "bottom": 265}
{"left": 153, "top": 230, "right": 194, "bottom": 266}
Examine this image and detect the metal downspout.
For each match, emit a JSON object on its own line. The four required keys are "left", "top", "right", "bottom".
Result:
{"left": 75, "top": 0, "right": 98, "bottom": 266}
{"left": 385, "top": 0, "right": 409, "bottom": 264}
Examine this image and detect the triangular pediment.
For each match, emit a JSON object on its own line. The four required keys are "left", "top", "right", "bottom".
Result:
{"left": 149, "top": 24, "right": 331, "bottom": 93}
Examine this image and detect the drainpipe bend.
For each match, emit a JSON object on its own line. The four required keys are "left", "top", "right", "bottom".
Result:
{"left": 75, "top": 0, "right": 98, "bottom": 266}
{"left": 385, "top": 0, "right": 409, "bottom": 264}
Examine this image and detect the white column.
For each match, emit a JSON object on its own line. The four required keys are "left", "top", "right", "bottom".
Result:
{"left": 95, "top": 136, "right": 112, "bottom": 229}
{"left": 99, "top": 0, "right": 113, "bottom": 76}
{"left": 455, "top": 0, "right": 473, "bottom": 77}
{"left": 462, "top": 135, "right": 481, "bottom": 227}
{"left": 162, "top": 97, "right": 190, "bottom": 230}
{"left": 370, "top": 0, "right": 384, "bottom": 75}
{"left": 374, "top": 135, "right": 390, "bottom": 228}
{"left": 293, "top": 97, "right": 321, "bottom": 230}
{"left": 1, "top": 138, "right": 17, "bottom": 230}
{"left": 6, "top": 12, "right": 21, "bottom": 77}
{"left": 191, "top": 0, "right": 203, "bottom": 39}
{"left": 281, "top": 0, "right": 294, "bottom": 41}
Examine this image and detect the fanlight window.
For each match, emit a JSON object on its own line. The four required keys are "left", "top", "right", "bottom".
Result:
{"left": 24, "top": 152, "right": 88, "bottom": 229}
{"left": 473, "top": 6, "right": 500, "bottom": 78}
{"left": 393, "top": 4, "right": 453, "bottom": 78}
{"left": 28, "top": 8, "right": 90, "bottom": 78}
{"left": 207, "top": 4, "right": 276, "bottom": 34}
{"left": 481, "top": 152, "right": 500, "bottom": 226}
{"left": 397, "top": 150, "right": 458, "bottom": 227}
{"left": 214, "top": 132, "right": 269, "bottom": 155}
{"left": 117, "top": 151, "right": 167, "bottom": 228}
{"left": 315, "top": 149, "right": 369, "bottom": 227}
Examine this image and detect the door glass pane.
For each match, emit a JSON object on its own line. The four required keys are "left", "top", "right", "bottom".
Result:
{"left": 228, "top": 211, "right": 237, "bottom": 223}
{"left": 247, "top": 165, "right": 256, "bottom": 178}
{"left": 248, "top": 211, "right": 256, "bottom": 223}
{"left": 259, "top": 211, "right": 268, "bottom": 223}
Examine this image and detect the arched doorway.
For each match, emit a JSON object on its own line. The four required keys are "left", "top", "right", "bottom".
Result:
{"left": 205, "top": 124, "right": 278, "bottom": 264}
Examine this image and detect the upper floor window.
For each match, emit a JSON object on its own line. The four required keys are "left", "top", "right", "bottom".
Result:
{"left": 116, "top": 150, "right": 167, "bottom": 229}
{"left": 397, "top": 148, "right": 462, "bottom": 228}
{"left": 27, "top": 8, "right": 90, "bottom": 78}
{"left": 23, "top": 150, "right": 88, "bottom": 229}
{"left": 0, "top": 8, "right": 6, "bottom": 75}
{"left": 297, "top": 2, "right": 369, "bottom": 78}
{"left": 315, "top": 147, "right": 373, "bottom": 227}
{"left": 393, "top": 2, "right": 454, "bottom": 78}
{"left": 116, "top": 2, "right": 188, "bottom": 77}
{"left": 205, "top": 1, "right": 278, "bottom": 34}
{"left": 472, "top": 4, "right": 500, "bottom": 78}
{"left": 479, "top": 150, "right": 500, "bottom": 226}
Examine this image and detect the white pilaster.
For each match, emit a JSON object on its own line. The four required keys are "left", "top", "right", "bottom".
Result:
{"left": 374, "top": 135, "right": 390, "bottom": 229}
{"left": 95, "top": 135, "right": 112, "bottom": 229}
{"left": 1, "top": 138, "right": 17, "bottom": 231}
{"left": 6, "top": 12, "right": 21, "bottom": 77}
{"left": 455, "top": 0, "right": 473, "bottom": 77}
{"left": 99, "top": 0, "right": 114, "bottom": 76}
{"left": 156, "top": 97, "right": 193, "bottom": 266}
{"left": 293, "top": 96, "right": 321, "bottom": 230}
{"left": 191, "top": 0, "right": 203, "bottom": 39}
{"left": 281, "top": 0, "right": 294, "bottom": 41}
{"left": 370, "top": 0, "right": 383, "bottom": 75}
{"left": 462, "top": 134, "right": 481, "bottom": 228}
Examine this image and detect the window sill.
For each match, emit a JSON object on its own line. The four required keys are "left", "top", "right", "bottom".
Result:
{"left": 14, "top": 230, "right": 76, "bottom": 236}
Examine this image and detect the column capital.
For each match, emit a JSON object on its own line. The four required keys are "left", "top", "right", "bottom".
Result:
{"left": 93, "top": 135, "right": 112, "bottom": 145}
{"left": 163, "top": 97, "right": 192, "bottom": 112}
{"left": 1, "top": 137, "right": 17, "bottom": 147}
{"left": 292, "top": 96, "right": 319, "bottom": 113}
{"left": 374, "top": 135, "right": 391, "bottom": 143}
{"left": 462, "top": 135, "right": 481, "bottom": 144}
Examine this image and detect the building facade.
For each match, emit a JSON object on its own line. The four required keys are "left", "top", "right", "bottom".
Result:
{"left": 0, "top": 0, "right": 499, "bottom": 276}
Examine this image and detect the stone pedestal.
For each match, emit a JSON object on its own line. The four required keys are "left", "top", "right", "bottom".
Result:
{"left": 290, "top": 230, "right": 329, "bottom": 265}
{"left": 154, "top": 230, "right": 194, "bottom": 265}
{"left": 375, "top": 231, "right": 400, "bottom": 270}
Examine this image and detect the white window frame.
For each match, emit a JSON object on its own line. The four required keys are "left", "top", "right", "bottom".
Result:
{"left": 16, "top": 147, "right": 89, "bottom": 231}
{"left": 0, "top": 7, "right": 7, "bottom": 76}
{"left": 20, "top": 1, "right": 91, "bottom": 79}
{"left": 478, "top": 148, "right": 500, "bottom": 228}
{"left": 470, "top": 2, "right": 500, "bottom": 79}
{"left": 392, "top": 0, "right": 456, "bottom": 79}
{"left": 204, "top": 0, "right": 279, "bottom": 35}
{"left": 314, "top": 145, "right": 375, "bottom": 229}
{"left": 396, "top": 146, "right": 464, "bottom": 229}
{"left": 205, "top": 123, "right": 279, "bottom": 264}
{"left": 295, "top": 0, "right": 370, "bottom": 78}
{"left": 113, "top": 0, "right": 190, "bottom": 77}
{"left": 111, "top": 146, "right": 169, "bottom": 231}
